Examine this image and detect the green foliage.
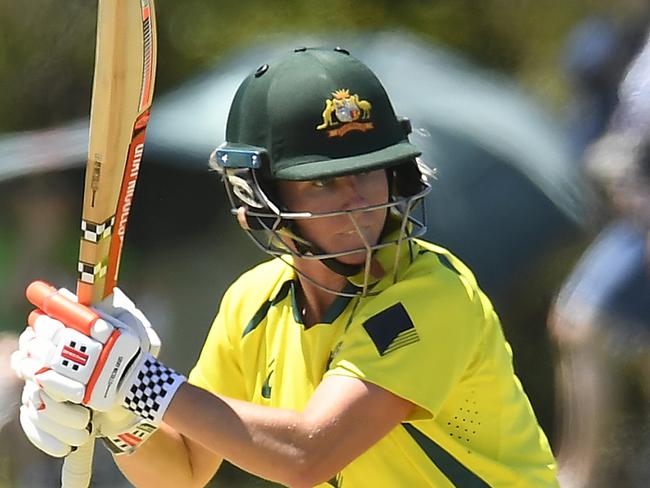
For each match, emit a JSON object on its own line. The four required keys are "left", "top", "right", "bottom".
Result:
{"left": 0, "top": 0, "right": 95, "bottom": 130}
{"left": 0, "top": 0, "right": 626, "bottom": 132}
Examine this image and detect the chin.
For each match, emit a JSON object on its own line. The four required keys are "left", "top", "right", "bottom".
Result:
{"left": 332, "top": 249, "right": 370, "bottom": 266}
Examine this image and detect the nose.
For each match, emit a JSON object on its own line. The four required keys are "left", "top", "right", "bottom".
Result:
{"left": 339, "top": 175, "right": 367, "bottom": 210}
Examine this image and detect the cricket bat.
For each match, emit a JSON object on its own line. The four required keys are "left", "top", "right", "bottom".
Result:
{"left": 62, "top": 0, "right": 157, "bottom": 486}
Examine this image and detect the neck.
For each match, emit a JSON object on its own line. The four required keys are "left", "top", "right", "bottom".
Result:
{"left": 293, "top": 258, "right": 348, "bottom": 327}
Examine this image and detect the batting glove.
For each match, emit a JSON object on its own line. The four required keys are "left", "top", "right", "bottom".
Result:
{"left": 20, "top": 377, "right": 159, "bottom": 458}
{"left": 12, "top": 284, "right": 185, "bottom": 426}
{"left": 95, "top": 404, "right": 159, "bottom": 456}
{"left": 19, "top": 378, "right": 91, "bottom": 458}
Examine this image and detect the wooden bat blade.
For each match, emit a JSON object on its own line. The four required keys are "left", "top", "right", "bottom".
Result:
{"left": 77, "top": 0, "right": 157, "bottom": 306}
{"left": 63, "top": 1, "right": 157, "bottom": 487}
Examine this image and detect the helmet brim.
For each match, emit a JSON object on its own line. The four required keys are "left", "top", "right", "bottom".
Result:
{"left": 272, "top": 141, "right": 421, "bottom": 181}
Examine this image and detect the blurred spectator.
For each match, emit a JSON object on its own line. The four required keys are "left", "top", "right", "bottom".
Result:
{"left": 562, "top": 9, "right": 650, "bottom": 157}
{"left": 0, "top": 173, "right": 79, "bottom": 333}
{"left": 549, "top": 36, "right": 650, "bottom": 487}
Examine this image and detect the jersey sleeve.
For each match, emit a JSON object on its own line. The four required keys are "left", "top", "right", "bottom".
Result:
{"left": 188, "top": 284, "right": 248, "bottom": 401}
{"left": 324, "top": 255, "right": 491, "bottom": 421}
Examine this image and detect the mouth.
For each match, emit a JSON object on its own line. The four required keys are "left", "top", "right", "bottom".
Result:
{"left": 336, "top": 226, "right": 371, "bottom": 237}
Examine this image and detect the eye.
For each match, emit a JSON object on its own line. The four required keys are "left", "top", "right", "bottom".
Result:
{"left": 312, "top": 178, "right": 333, "bottom": 188}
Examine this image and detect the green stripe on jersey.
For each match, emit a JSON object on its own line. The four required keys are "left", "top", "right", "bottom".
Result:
{"left": 242, "top": 280, "right": 292, "bottom": 337}
{"left": 403, "top": 424, "right": 491, "bottom": 487}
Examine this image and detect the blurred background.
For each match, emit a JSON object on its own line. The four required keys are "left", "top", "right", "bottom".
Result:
{"left": 1, "top": 0, "right": 649, "bottom": 486}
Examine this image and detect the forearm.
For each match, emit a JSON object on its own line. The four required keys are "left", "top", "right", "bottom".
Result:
{"left": 164, "top": 383, "right": 332, "bottom": 487}
{"left": 114, "top": 422, "right": 222, "bottom": 488}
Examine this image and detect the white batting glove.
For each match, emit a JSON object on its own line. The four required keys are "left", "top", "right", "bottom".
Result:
{"left": 19, "top": 379, "right": 92, "bottom": 458}
{"left": 20, "top": 378, "right": 158, "bottom": 458}
{"left": 95, "top": 405, "right": 159, "bottom": 456}
{"left": 13, "top": 287, "right": 169, "bottom": 456}
{"left": 13, "top": 285, "right": 185, "bottom": 426}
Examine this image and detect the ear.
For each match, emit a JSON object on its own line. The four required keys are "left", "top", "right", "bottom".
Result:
{"left": 236, "top": 206, "right": 252, "bottom": 230}
{"left": 391, "top": 160, "right": 423, "bottom": 197}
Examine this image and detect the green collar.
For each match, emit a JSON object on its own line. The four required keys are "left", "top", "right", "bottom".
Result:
{"left": 347, "top": 228, "right": 418, "bottom": 293}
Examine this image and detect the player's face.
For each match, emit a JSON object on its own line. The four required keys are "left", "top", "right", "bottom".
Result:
{"left": 277, "top": 169, "right": 389, "bottom": 265}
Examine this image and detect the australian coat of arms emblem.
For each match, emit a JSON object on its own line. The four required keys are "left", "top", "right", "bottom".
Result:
{"left": 316, "top": 89, "right": 373, "bottom": 137}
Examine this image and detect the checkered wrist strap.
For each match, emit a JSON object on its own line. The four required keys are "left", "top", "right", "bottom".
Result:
{"left": 101, "top": 420, "right": 158, "bottom": 456}
{"left": 122, "top": 355, "right": 186, "bottom": 425}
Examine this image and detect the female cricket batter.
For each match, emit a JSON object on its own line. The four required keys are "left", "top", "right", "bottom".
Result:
{"left": 13, "top": 48, "right": 558, "bottom": 487}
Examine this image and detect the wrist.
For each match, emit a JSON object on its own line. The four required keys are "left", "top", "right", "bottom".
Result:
{"left": 101, "top": 417, "right": 158, "bottom": 456}
{"left": 122, "top": 354, "right": 186, "bottom": 425}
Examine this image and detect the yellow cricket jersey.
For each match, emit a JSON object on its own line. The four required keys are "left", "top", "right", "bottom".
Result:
{"left": 188, "top": 239, "right": 558, "bottom": 487}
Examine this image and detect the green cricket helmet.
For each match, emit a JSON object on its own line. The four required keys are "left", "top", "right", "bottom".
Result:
{"left": 210, "top": 47, "right": 433, "bottom": 295}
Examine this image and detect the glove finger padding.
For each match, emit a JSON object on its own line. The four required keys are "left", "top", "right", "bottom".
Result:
{"left": 12, "top": 343, "right": 80, "bottom": 402}
{"left": 21, "top": 405, "right": 90, "bottom": 447}
{"left": 10, "top": 327, "right": 35, "bottom": 379}
{"left": 22, "top": 382, "right": 90, "bottom": 430}
{"left": 30, "top": 312, "right": 66, "bottom": 341}
{"left": 18, "top": 325, "right": 35, "bottom": 352}
{"left": 19, "top": 406, "right": 73, "bottom": 458}
{"left": 19, "top": 382, "right": 92, "bottom": 458}
{"left": 10, "top": 349, "right": 28, "bottom": 379}
{"left": 12, "top": 323, "right": 63, "bottom": 380}
{"left": 32, "top": 369, "right": 86, "bottom": 404}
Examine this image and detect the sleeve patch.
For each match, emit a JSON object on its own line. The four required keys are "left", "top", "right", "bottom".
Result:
{"left": 362, "top": 302, "right": 420, "bottom": 356}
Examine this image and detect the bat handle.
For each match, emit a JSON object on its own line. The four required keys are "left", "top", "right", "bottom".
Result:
{"left": 62, "top": 439, "right": 95, "bottom": 488}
